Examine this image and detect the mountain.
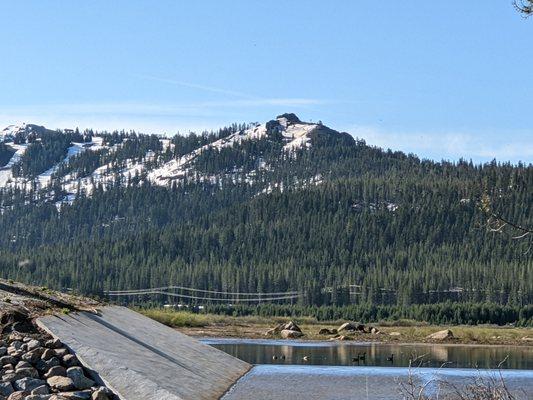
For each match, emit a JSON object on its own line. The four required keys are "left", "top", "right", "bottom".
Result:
{"left": 0, "top": 114, "right": 531, "bottom": 323}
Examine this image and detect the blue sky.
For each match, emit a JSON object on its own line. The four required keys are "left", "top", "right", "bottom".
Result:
{"left": 1, "top": 1, "right": 532, "bottom": 163}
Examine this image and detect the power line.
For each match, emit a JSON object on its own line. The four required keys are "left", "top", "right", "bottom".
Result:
{"left": 107, "top": 289, "right": 302, "bottom": 302}
{"left": 105, "top": 285, "right": 299, "bottom": 296}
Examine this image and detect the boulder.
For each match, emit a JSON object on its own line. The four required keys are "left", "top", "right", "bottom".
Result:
{"left": 0, "top": 356, "right": 17, "bottom": 366}
{"left": 62, "top": 355, "right": 79, "bottom": 368}
{"left": 14, "top": 361, "right": 31, "bottom": 370}
{"left": 337, "top": 335, "right": 352, "bottom": 341}
{"left": 26, "top": 340, "right": 42, "bottom": 352}
{"left": 13, "top": 377, "right": 46, "bottom": 392}
{"left": 318, "top": 328, "right": 335, "bottom": 335}
{"left": 280, "top": 329, "right": 304, "bottom": 339}
{"left": 45, "top": 339, "right": 62, "bottom": 349}
{"left": 7, "top": 391, "right": 29, "bottom": 400}
{"left": 26, "top": 395, "right": 53, "bottom": 400}
{"left": 47, "top": 376, "right": 75, "bottom": 391}
{"left": 30, "top": 384, "right": 50, "bottom": 395}
{"left": 41, "top": 349, "right": 56, "bottom": 361}
{"left": 91, "top": 387, "right": 111, "bottom": 400}
{"left": 281, "top": 321, "right": 301, "bottom": 332}
{"left": 0, "top": 382, "right": 14, "bottom": 397}
{"left": 337, "top": 322, "right": 357, "bottom": 332}
{"left": 370, "top": 327, "right": 380, "bottom": 334}
{"left": 0, "top": 347, "right": 7, "bottom": 356}
{"left": 14, "top": 367, "right": 39, "bottom": 379}
{"left": 389, "top": 331, "right": 401, "bottom": 337}
{"left": 426, "top": 329, "right": 454, "bottom": 341}
{"left": 44, "top": 366, "right": 67, "bottom": 379}
{"left": 66, "top": 367, "right": 95, "bottom": 390}
{"left": 54, "top": 348, "right": 69, "bottom": 358}
{"left": 266, "top": 321, "right": 302, "bottom": 336}
{"left": 21, "top": 348, "right": 45, "bottom": 363}
{"left": 59, "top": 391, "right": 92, "bottom": 399}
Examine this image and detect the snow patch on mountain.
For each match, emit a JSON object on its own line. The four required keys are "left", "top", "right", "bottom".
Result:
{"left": 0, "top": 143, "right": 29, "bottom": 186}
{"left": 148, "top": 116, "right": 316, "bottom": 186}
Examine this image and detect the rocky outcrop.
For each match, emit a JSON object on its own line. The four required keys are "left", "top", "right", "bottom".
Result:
{"left": 265, "top": 320, "right": 303, "bottom": 338}
{"left": 337, "top": 322, "right": 366, "bottom": 332}
{"left": 426, "top": 329, "right": 454, "bottom": 341}
{"left": 280, "top": 329, "right": 304, "bottom": 339}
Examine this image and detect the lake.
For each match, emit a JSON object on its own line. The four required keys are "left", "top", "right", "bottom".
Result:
{"left": 203, "top": 339, "right": 533, "bottom": 400}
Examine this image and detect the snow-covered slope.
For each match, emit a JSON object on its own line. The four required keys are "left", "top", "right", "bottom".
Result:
{"left": 148, "top": 114, "right": 318, "bottom": 185}
{"left": 0, "top": 114, "right": 349, "bottom": 205}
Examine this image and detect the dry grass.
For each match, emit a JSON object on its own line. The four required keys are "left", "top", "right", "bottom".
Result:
{"left": 138, "top": 308, "right": 533, "bottom": 345}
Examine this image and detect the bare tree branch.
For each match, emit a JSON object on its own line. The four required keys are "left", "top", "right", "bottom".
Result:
{"left": 480, "top": 193, "right": 532, "bottom": 240}
{"left": 514, "top": 0, "right": 533, "bottom": 17}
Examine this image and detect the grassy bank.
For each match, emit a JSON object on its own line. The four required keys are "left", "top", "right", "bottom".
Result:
{"left": 138, "top": 308, "right": 533, "bottom": 346}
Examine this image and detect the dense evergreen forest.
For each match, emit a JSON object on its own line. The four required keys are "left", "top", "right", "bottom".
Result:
{"left": 0, "top": 143, "right": 15, "bottom": 167}
{"left": 0, "top": 115, "right": 531, "bottom": 325}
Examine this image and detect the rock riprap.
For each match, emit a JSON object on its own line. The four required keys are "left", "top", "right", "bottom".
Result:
{"left": 0, "top": 334, "right": 115, "bottom": 400}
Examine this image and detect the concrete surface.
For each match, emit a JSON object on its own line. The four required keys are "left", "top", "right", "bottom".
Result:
{"left": 37, "top": 306, "right": 250, "bottom": 400}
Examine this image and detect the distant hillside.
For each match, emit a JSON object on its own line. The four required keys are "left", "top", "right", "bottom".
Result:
{"left": 0, "top": 114, "right": 531, "bottom": 315}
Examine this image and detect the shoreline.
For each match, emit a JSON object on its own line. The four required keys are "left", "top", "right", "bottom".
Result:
{"left": 198, "top": 336, "right": 533, "bottom": 349}
{"left": 175, "top": 322, "right": 533, "bottom": 347}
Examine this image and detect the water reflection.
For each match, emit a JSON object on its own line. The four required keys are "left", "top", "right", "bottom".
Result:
{"left": 205, "top": 339, "right": 533, "bottom": 370}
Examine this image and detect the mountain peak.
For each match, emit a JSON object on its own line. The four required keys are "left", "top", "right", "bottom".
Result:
{"left": 276, "top": 113, "right": 302, "bottom": 126}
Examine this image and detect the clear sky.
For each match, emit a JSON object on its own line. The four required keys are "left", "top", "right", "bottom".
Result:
{"left": 1, "top": 1, "right": 532, "bottom": 163}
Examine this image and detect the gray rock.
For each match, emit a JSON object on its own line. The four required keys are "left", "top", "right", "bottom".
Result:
{"left": 21, "top": 348, "right": 45, "bottom": 363}
{"left": 66, "top": 367, "right": 95, "bottom": 390}
{"left": 41, "top": 349, "right": 55, "bottom": 361}
{"left": 62, "top": 355, "right": 79, "bottom": 368}
{"left": 47, "top": 376, "right": 75, "bottom": 391}
{"left": 0, "top": 382, "right": 14, "bottom": 396}
{"left": 0, "top": 356, "right": 16, "bottom": 366}
{"left": 54, "top": 348, "right": 69, "bottom": 358}
{"left": 9, "top": 342, "right": 22, "bottom": 351}
{"left": 426, "top": 329, "right": 454, "bottom": 341}
{"left": 91, "top": 387, "right": 112, "bottom": 400}
{"left": 26, "top": 340, "right": 42, "bottom": 351}
{"left": 14, "top": 367, "right": 39, "bottom": 378}
{"left": 31, "top": 385, "right": 50, "bottom": 395}
{"left": 280, "top": 329, "right": 304, "bottom": 339}
{"left": 7, "top": 333, "right": 24, "bottom": 342}
{"left": 14, "top": 361, "right": 30, "bottom": 370}
{"left": 337, "top": 322, "right": 357, "bottom": 332}
{"left": 13, "top": 377, "right": 46, "bottom": 392}
{"left": 25, "top": 395, "right": 53, "bottom": 400}
{"left": 7, "top": 391, "right": 29, "bottom": 400}
{"left": 44, "top": 365, "right": 66, "bottom": 378}
{"left": 35, "top": 357, "right": 60, "bottom": 372}
{"left": 1, "top": 364, "right": 14, "bottom": 372}
{"left": 0, "top": 347, "right": 7, "bottom": 356}
{"left": 60, "top": 391, "right": 92, "bottom": 399}
{"left": 45, "top": 339, "right": 62, "bottom": 349}
{"left": 2, "top": 372, "right": 17, "bottom": 383}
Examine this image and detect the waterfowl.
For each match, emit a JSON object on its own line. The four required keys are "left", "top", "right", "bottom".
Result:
{"left": 387, "top": 354, "right": 394, "bottom": 362}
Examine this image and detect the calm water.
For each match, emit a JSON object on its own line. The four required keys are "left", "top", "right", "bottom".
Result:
{"left": 205, "top": 338, "right": 533, "bottom": 370}
{"left": 208, "top": 339, "right": 533, "bottom": 399}
{"left": 222, "top": 365, "right": 533, "bottom": 400}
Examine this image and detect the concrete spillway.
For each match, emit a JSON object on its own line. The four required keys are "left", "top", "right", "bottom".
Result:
{"left": 37, "top": 306, "right": 251, "bottom": 400}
